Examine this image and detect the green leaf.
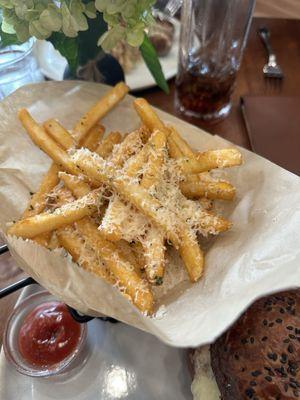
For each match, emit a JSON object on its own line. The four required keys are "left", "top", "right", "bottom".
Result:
{"left": 139, "top": 33, "right": 169, "bottom": 94}
{"left": 0, "top": 0, "right": 14, "bottom": 8}
{"left": 0, "top": 29, "right": 21, "bottom": 48}
{"left": 77, "top": 11, "right": 107, "bottom": 65}
{"left": 48, "top": 32, "right": 78, "bottom": 75}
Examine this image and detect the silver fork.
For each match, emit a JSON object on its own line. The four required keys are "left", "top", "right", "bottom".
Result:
{"left": 258, "top": 27, "right": 284, "bottom": 79}
{"left": 164, "top": 0, "right": 183, "bottom": 17}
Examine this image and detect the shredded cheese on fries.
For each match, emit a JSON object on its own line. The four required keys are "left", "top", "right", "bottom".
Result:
{"left": 8, "top": 87, "right": 242, "bottom": 314}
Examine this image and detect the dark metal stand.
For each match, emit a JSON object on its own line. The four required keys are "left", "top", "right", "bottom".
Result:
{"left": 0, "top": 244, "right": 118, "bottom": 324}
{"left": 0, "top": 244, "right": 9, "bottom": 255}
{"left": 0, "top": 276, "right": 35, "bottom": 299}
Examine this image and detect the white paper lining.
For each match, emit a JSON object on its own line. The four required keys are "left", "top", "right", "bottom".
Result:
{"left": 0, "top": 81, "right": 299, "bottom": 347}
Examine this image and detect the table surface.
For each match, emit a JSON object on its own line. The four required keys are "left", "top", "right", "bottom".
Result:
{"left": 1, "top": 17, "right": 300, "bottom": 347}
{"left": 255, "top": 0, "right": 300, "bottom": 19}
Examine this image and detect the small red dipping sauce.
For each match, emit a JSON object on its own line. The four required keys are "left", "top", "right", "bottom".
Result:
{"left": 18, "top": 302, "right": 81, "bottom": 367}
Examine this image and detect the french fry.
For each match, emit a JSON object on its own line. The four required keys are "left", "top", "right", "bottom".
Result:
{"left": 133, "top": 100, "right": 200, "bottom": 170}
{"left": 59, "top": 172, "right": 90, "bottom": 198}
{"left": 95, "top": 131, "right": 122, "bottom": 158}
{"left": 8, "top": 188, "right": 103, "bottom": 239}
{"left": 75, "top": 218, "right": 154, "bottom": 314}
{"left": 138, "top": 124, "right": 152, "bottom": 143}
{"left": 194, "top": 209, "right": 231, "bottom": 234}
{"left": 110, "top": 129, "right": 143, "bottom": 167}
{"left": 98, "top": 197, "right": 124, "bottom": 241}
{"left": 142, "top": 229, "right": 166, "bottom": 284}
{"left": 140, "top": 130, "right": 167, "bottom": 283}
{"left": 167, "top": 135, "right": 184, "bottom": 160}
{"left": 56, "top": 226, "right": 114, "bottom": 283}
{"left": 123, "top": 140, "right": 151, "bottom": 177}
{"left": 134, "top": 98, "right": 167, "bottom": 134}
{"left": 48, "top": 232, "right": 60, "bottom": 250}
{"left": 79, "top": 123, "right": 105, "bottom": 150}
{"left": 21, "top": 163, "right": 59, "bottom": 247}
{"left": 180, "top": 177, "right": 236, "bottom": 200}
{"left": 199, "top": 197, "right": 213, "bottom": 211}
{"left": 194, "top": 148, "right": 243, "bottom": 171}
{"left": 141, "top": 130, "right": 166, "bottom": 189}
{"left": 18, "top": 109, "right": 81, "bottom": 177}
{"left": 43, "top": 119, "right": 75, "bottom": 150}
{"left": 131, "top": 241, "right": 146, "bottom": 270}
{"left": 178, "top": 229, "right": 204, "bottom": 282}
{"left": 73, "top": 82, "right": 129, "bottom": 142}
{"left": 22, "top": 163, "right": 60, "bottom": 219}
{"left": 32, "top": 232, "right": 52, "bottom": 247}
{"left": 115, "top": 239, "right": 142, "bottom": 276}
{"left": 45, "top": 185, "right": 75, "bottom": 209}
{"left": 180, "top": 148, "right": 243, "bottom": 174}
{"left": 178, "top": 188, "right": 231, "bottom": 234}
{"left": 31, "top": 186, "right": 75, "bottom": 248}
{"left": 44, "top": 116, "right": 104, "bottom": 152}
{"left": 167, "top": 125, "right": 194, "bottom": 158}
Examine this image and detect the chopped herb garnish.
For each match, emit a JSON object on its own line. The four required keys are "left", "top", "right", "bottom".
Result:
{"left": 155, "top": 276, "right": 163, "bottom": 285}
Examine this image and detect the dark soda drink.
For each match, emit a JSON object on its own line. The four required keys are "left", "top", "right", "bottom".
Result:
{"left": 175, "top": 64, "right": 237, "bottom": 120}
{"left": 176, "top": 0, "right": 254, "bottom": 121}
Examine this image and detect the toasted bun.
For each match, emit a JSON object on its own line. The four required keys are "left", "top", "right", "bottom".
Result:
{"left": 211, "top": 289, "right": 300, "bottom": 400}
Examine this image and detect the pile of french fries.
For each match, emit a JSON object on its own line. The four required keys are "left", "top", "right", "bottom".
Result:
{"left": 7, "top": 82, "right": 242, "bottom": 315}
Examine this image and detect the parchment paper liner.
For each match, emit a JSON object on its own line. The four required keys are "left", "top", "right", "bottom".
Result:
{"left": 0, "top": 81, "right": 299, "bottom": 347}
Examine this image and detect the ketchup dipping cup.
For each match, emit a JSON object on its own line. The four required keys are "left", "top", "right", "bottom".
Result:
{"left": 3, "top": 290, "right": 87, "bottom": 377}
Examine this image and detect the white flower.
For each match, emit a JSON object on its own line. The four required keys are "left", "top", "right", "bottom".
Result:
{"left": 0, "top": 0, "right": 155, "bottom": 49}
{"left": 98, "top": 24, "right": 125, "bottom": 51}
{"left": 39, "top": 5, "right": 62, "bottom": 32}
{"left": 84, "top": 2, "right": 97, "bottom": 19}
{"left": 29, "top": 19, "right": 51, "bottom": 40}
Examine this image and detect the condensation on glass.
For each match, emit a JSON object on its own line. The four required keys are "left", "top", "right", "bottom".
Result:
{"left": 175, "top": 0, "right": 255, "bottom": 121}
{"left": 0, "top": 38, "right": 44, "bottom": 100}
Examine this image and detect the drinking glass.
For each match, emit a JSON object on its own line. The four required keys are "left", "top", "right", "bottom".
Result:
{"left": 175, "top": 0, "right": 255, "bottom": 121}
{"left": 0, "top": 38, "right": 44, "bottom": 100}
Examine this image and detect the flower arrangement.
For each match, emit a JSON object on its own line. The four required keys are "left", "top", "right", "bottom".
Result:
{"left": 0, "top": 0, "right": 168, "bottom": 92}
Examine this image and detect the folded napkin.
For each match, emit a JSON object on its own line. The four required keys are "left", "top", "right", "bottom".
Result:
{"left": 241, "top": 96, "right": 300, "bottom": 175}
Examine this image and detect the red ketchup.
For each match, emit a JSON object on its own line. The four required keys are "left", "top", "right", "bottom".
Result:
{"left": 18, "top": 302, "right": 81, "bottom": 367}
